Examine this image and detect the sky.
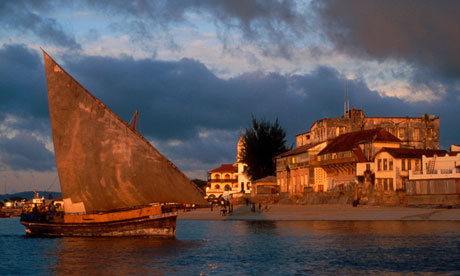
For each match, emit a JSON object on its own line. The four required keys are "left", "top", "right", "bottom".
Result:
{"left": 1, "top": 0, "right": 459, "bottom": 193}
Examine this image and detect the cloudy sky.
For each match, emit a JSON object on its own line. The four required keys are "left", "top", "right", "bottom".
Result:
{"left": 1, "top": 0, "right": 459, "bottom": 193}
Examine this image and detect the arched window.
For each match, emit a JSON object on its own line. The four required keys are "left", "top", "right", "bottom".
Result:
{"left": 225, "top": 185, "right": 231, "bottom": 191}
{"left": 214, "top": 184, "right": 220, "bottom": 189}
{"left": 224, "top": 174, "right": 230, "bottom": 179}
{"left": 214, "top": 174, "right": 220, "bottom": 179}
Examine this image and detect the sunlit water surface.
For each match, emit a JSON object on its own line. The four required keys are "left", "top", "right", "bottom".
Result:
{"left": 1, "top": 217, "right": 460, "bottom": 275}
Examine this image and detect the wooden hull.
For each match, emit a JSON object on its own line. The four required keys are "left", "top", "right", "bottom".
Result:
{"left": 21, "top": 212, "right": 177, "bottom": 237}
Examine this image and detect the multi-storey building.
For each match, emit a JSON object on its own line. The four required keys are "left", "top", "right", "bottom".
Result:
{"left": 408, "top": 148, "right": 460, "bottom": 195}
{"left": 296, "top": 108, "right": 439, "bottom": 150}
{"left": 406, "top": 146, "right": 460, "bottom": 206}
{"left": 275, "top": 142, "right": 327, "bottom": 194}
{"left": 206, "top": 137, "right": 252, "bottom": 199}
{"left": 373, "top": 148, "right": 447, "bottom": 191}
{"left": 205, "top": 164, "right": 238, "bottom": 198}
{"left": 316, "top": 128, "right": 401, "bottom": 191}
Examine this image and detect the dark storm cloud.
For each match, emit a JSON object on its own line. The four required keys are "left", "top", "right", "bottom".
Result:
{"left": 0, "top": 1, "right": 81, "bottom": 50}
{"left": 0, "top": 132, "right": 55, "bottom": 171}
{"left": 312, "top": 0, "right": 460, "bottom": 83}
{"left": 63, "top": 52, "right": 460, "bottom": 150}
{"left": 63, "top": 54, "right": 305, "bottom": 142}
{"left": 0, "top": 44, "right": 50, "bottom": 132}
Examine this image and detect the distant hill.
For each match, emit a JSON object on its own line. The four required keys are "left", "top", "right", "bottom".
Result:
{"left": 0, "top": 191, "right": 62, "bottom": 201}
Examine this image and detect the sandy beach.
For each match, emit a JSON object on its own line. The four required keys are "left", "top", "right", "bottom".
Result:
{"left": 177, "top": 204, "right": 460, "bottom": 221}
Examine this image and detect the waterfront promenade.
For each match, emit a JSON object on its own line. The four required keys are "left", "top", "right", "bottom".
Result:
{"left": 178, "top": 204, "right": 460, "bottom": 221}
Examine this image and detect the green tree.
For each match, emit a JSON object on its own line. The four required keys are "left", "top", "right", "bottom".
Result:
{"left": 191, "top": 179, "right": 207, "bottom": 194}
{"left": 239, "top": 116, "right": 290, "bottom": 181}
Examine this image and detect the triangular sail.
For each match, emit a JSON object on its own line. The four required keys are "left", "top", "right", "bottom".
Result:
{"left": 43, "top": 51, "right": 207, "bottom": 212}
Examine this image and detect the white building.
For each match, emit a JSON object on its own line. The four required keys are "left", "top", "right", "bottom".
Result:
{"left": 408, "top": 149, "right": 460, "bottom": 195}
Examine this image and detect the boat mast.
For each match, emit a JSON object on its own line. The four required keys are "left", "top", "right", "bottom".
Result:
{"left": 129, "top": 110, "right": 139, "bottom": 131}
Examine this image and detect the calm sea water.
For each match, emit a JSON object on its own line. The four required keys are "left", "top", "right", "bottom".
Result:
{"left": 1, "top": 217, "right": 460, "bottom": 275}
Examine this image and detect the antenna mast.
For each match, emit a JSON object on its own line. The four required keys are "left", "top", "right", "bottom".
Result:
{"left": 344, "top": 79, "right": 346, "bottom": 116}
{"left": 347, "top": 80, "right": 350, "bottom": 113}
{"left": 344, "top": 79, "right": 350, "bottom": 116}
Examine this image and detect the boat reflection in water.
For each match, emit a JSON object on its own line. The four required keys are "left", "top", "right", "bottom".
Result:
{"left": 50, "top": 237, "right": 191, "bottom": 275}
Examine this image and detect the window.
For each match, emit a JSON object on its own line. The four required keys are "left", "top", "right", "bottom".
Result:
{"left": 366, "top": 164, "right": 371, "bottom": 171}
{"left": 427, "top": 128, "right": 433, "bottom": 136}
{"left": 383, "top": 178, "right": 388, "bottom": 190}
{"left": 336, "top": 126, "right": 346, "bottom": 136}
{"left": 376, "top": 178, "right": 382, "bottom": 190}
{"left": 378, "top": 159, "right": 382, "bottom": 171}
{"left": 408, "top": 159, "right": 411, "bottom": 170}
{"left": 214, "top": 184, "right": 220, "bottom": 189}
{"left": 415, "top": 160, "right": 421, "bottom": 171}
{"left": 225, "top": 185, "right": 231, "bottom": 191}
{"left": 383, "top": 159, "right": 388, "bottom": 171}
{"left": 398, "top": 128, "right": 406, "bottom": 139}
{"left": 389, "top": 178, "right": 394, "bottom": 191}
{"left": 318, "top": 185, "right": 324, "bottom": 192}
{"left": 224, "top": 174, "right": 230, "bottom": 179}
{"left": 215, "top": 174, "right": 220, "bottom": 179}
{"left": 389, "top": 160, "right": 393, "bottom": 171}
{"left": 413, "top": 128, "right": 420, "bottom": 140}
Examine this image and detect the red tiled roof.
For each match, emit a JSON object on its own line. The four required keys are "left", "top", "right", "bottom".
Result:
{"left": 352, "top": 147, "right": 368, "bottom": 162}
{"left": 376, "top": 147, "right": 448, "bottom": 159}
{"left": 319, "top": 128, "right": 400, "bottom": 155}
{"left": 275, "top": 142, "right": 322, "bottom": 158}
{"left": 208, "top": 163, "right": 236, "bottom": 173}
{"left": 253, "top": 175, "right": 277, "bottom": 183}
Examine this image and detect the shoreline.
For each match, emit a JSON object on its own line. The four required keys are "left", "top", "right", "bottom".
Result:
{"left": 177, "top": 204, "right": 460, "bottom": 221}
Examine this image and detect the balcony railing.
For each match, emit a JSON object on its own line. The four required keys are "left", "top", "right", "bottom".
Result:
{"left": 208, "top": 178, "right": 238, "bottom": 183}
{"left": 410, "top": 168, "right": 459, "bottom": 179}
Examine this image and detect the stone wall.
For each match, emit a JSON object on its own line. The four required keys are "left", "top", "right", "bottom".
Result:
{"left": 407, "top": 194, "right": 460, "bottom": 207}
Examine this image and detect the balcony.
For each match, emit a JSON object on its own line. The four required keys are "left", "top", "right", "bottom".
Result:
{"left": 409, "top": 169, "right": 460, "bottom": 180}
{"left": 208, "top": 178, "right": 238, "bottom": 183}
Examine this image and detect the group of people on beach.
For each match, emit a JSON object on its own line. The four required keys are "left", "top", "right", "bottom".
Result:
{"left": 209, "top": 198, "right": 233, "bottom": 216}
{"left": 208, "top": 196, "right": 270, "bottom": 216}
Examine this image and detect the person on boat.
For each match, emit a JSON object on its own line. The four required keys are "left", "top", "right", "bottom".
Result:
{"left": 49, "top": 201, "right": 56, "bottom": 213}
{"left": 32, "top": 204, "right": 39, "bottom": 214}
